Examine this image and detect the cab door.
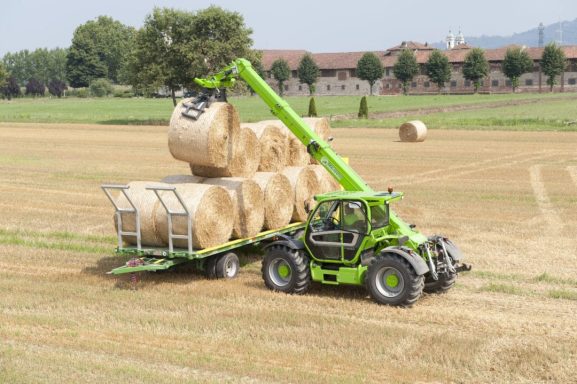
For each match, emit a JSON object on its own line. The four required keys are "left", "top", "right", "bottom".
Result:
{"left": 305, "top": 200, "right": 369, "bottom": 262}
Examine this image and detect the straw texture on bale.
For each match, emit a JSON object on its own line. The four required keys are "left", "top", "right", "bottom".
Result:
{"left": 252, "top": 172, "right": 294, "bottom": 230}
{"left": 168, "top": 101, "right": 240, "bottom": 167}
{"left": 114, "top": 181, "right": 167, "bottom": 247}
{"left": 303, "top": 117, "right": 331, "bottom": 141}
{"left": 281, "top": 166, "right": 321, "bottom": 222}
{"left": 399, "top": 120, "right": 427, "bottom": 142}
{"left": 161, "top": 175, "right": 205, "bottom": 184}
{"left": 154, "top": 183, "right": 233, "bottom": 249}
{"left": 244, "top": 122, "right": 288, "bottom": 172}
{"left": 261, "top": 119, "right": 309, "bottom": 167}
{"left": 191, "top": 127, "right": 260, "bottom": 178}
{"left": 310, "top": 165, "right": 340, "bottom": 194}
{"left": 203, "top": 177, "right": 264, "bottom": 239}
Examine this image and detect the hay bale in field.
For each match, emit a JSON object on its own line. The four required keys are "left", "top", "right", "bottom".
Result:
{"left": 261, "top": 119, "right": 309, "bottom": 167}
{"left": 281, "top": 166, "right": 321, "bottom": 222}
{"left": 244, "top": 122, "right": 288, "bottom": 172}
{"left": 161, "top": 175, "right": 205, "bottom": 184}
{"left": 303, "top": 117, "right": 331, "bottom": 141}
{"left": 203, "top": 177, "right": 264, "bottom": 239}
{"left": 252, "top": 172, "right": 294, "bottom": 230}
{"left": 114, "top": 181, "right": 167, "bottom": 247}
{"left": 168, "top": 101, "right": 240, "bottom": 167}
{"left": 191, "top": 127, "right": 260, "bottom": 178}
{"left": 310, "top": 165, "right": 340, "bottom": 193}
{"left": 399, "top": 120, "right": 427, "bottom": 142}
{"left": 154, "top": 183, "right": 233, "bottom": 249}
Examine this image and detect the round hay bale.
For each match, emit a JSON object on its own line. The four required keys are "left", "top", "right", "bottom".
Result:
{"left": 114, "top": 181, "right": 167, "bottom": 247}
{"left": 154, "top": 183, "right": 233, "bottom": 249}
{"left": 310, "top": 165, "right": 340, "bottom": 194}
{"left": 252, "top": 172, "right": 294, "bottom": 230}
{"left": 168, "top": 101, "right": 240, "bottom": 167}
{"left": 399, "top": 120, "right": 427, "bottom": 142}
{"left": 161, "top": 175, "right": 205, "bottom": 184}
{"left": 303, "top": 117, "right": 331, "bottom": 141}
{"left": 203, "top": 177, "right": 264, "bottom": 239}
{"left": 191, "top": 127, "right": 260, "bottom": 178}
{"left": 281, "top": 166, "right": 321, "bottom": 222}
{"left": 243, "top": 122, "right": 288, "bottom": 172}
{"left": 261, "top": 119, "right": 309, "bottom": 167}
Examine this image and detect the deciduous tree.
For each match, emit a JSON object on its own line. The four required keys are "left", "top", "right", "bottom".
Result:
{"left": 426, "top": 50, "right": 451, "bottom": 92}
{"left": 298, "top": 54, "right": 319, "bottom": 95}
{"left": 356, "top": 52, "right": 384, "bottom": 95}
{"left": 541, "top": 43, "right": 566, "bottom": 92}
{"left": 25, "top": 78, "right": 45, "bottom": 97}
{"left": 463, "top": 48, "right": 489, "bottom": 93}
{"left": 48, "top": 79, "right": 68, "bottom": 98}
{"left": 271, "top": 59, "right": 290, "bottom": 96}
{"left": 1, "top": 77, "right": 21, "bottom": 99}
{"left": 393, "top": 49, "right": 419, "bottom": 95}
{"left": 502, "top": 47, "right": 533, "bottom": 92}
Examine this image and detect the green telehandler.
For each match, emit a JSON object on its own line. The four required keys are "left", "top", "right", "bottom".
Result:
{"left": 187, "top": 58, "right": 471, "bottom": 306}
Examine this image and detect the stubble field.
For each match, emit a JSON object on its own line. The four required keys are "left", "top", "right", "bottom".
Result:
{"left": 0, "top": 122, "right": 576, "bottom": 383}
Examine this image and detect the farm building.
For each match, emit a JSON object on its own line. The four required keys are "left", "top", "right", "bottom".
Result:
{"left": 260, "top": 42, "right": 577, "bottom": 95}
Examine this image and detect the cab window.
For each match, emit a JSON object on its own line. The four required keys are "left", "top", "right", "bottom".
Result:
{"left": 370, "top": 203, "right": 389, "bottom": 228}
{"left": 310, "top": 200, "right": 340, "bottom": 232}
{"left": 342, "top": 201, "right": 368, "bottom": 233}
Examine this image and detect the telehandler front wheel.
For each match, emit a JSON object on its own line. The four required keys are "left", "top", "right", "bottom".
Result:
{"left": 365, "top": 254, "right": 424, "bottom": 307}
{"left": 262, "top": 245, "right": 311, "bottom": 294}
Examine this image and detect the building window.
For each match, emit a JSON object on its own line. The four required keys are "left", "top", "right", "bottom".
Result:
{"left": 356, "top": 84, "right": 360, "bottom": 90}
{"left": 337, "top": 71, "right": 347, "bottom": 81}
{"left": 321, "top": 69, "right": 336, "bottom": 77}
{"left": 341, "top": 85, "right": 345, "bottom": 90}
{"left": 284, "top": 85, "right": 288, "bottom": 91}
{"left": 450, "top": 80, "right": 457, "bottom": 87}
{"left": 525, "top": 79, "right": 533, "bottom": 86}
{"left": 385, "top": 69, "right": 390, "bottom": 76}
{"left": 298, "top": 85, "right": 302, "bottom": 91}
{"left": 492, "top": 80, "right": 499, "bottom": 87}
{"left": 424, "top": 81, "right": 430, "bottom": 88}
{"left": 350, "top": 69, "right": 356, "bottom": 77}
{"left": 292, "top": 70, "right": 298, "bottom": 78}
{"left": 569, "top": 78, "right": 577, "bottom": 85}
{"left": 386, "top": 83, "right": 391, "bottom": 89}
{"left": 327, "top": 84, "right": 331, "bottom": 91}
{"left": 505, "top": 80, "right": 512, "bottom": 87}
{"left": 464, "top": 80, "right": 471, "bottom": 87}
{"left": 411, "top": 82, "right": 417, "bottom": 88}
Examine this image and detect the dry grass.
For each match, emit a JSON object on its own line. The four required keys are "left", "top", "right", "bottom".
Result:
{"left": 1, "top": 122, "right": 577, "bottom": 383}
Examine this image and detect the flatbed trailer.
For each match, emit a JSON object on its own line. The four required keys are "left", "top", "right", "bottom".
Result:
{"left": 102, "top": 184, "right": 305, "bottom": 277}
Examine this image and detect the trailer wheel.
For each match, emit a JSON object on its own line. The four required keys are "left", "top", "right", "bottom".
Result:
{"left": 365, "top": 253, "right": 424, "bottom": 307}
{"left": 262, "top": 245, "right": 310, "bottom": 294}
{"left": 215, "top": 252, "right": 240, "bottom": 279}
{"left": 424, "top": 271, "right": 456, "bottom": 294}
{"left": 204, "top": 256, "right": 218, "bottom": 279}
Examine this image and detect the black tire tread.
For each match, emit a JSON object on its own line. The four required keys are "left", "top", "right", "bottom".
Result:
{"left": 424, "top": 271, "right": 456, "bottom": 294}
{"left": 261, "top": 245, "right": 311, "bottom": 294}
{"left": 365, "top": 253, "right": 424, "bottom": 307}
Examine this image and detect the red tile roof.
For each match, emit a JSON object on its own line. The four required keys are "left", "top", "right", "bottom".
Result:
{"left": 260, "top": 50, "right": 308, "bottom": 70}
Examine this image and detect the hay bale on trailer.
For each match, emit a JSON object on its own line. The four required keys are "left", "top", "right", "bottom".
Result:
{"left": 310, "top": 165, "right": 340, "bottom": 194}
{"left": 154, "top": 183, "right": 234, "bottom": 249}
{"left": 399, "top": 120, "right": 427, "bottom": 142}
{"left": 252, "top": 172, "right": 294, "bottom": 230}
{"left": 161, "top": 175, "right": 205, "bottom": 184}
{"left": 168, "top": 101, "right": 240, "bottom": 167}
{"left": 203, "top": 177, "right": 264, "bottom": 239}
{"left": 191, "top": 127, "right": 260, "bottom": 178}
{"left": 260, "top": 119, "right": 309, "bottom": 167}
{"left": 244, "top": 122, "right": 288, "bottom": 172}
{"left": 303, "top": 117, "right": 331, "bottom": 141}
{"left": 281, "top": 166, "right": 321, "bottom": 222}
{"left": 114, "top": 181, "right": 167, "bottom": 247}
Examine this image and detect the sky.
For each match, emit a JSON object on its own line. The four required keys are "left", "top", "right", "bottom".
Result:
{"left": 2, "top": 0, "right": 577, "bottom": 56}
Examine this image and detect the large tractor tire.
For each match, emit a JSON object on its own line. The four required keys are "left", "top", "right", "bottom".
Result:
{"left": 365, "top": 253, "right": 424, "bottom": 307}
{"left": 424, "top": 271, "right": 456, "bottom": 294}
{"left": 262, "top": 245, "right": 311, "bottom": 294}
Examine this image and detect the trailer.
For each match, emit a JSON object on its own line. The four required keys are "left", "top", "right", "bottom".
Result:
{"left": 101, "top": 184, "right": 305, "bottom": 278}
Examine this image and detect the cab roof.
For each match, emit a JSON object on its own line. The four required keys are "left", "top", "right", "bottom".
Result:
{"left": 314, "top": 190, "right": 403, "bottom": 203}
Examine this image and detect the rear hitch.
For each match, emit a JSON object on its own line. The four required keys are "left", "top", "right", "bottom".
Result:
{"left": 456, "top": 263, "right": 472, "bottom": 273}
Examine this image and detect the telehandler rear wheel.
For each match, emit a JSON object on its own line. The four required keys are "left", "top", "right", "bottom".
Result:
{"left": 365, "top": 254, "right": 424, "bottom": 307}
{"left": 424, "top": 271, "right": 456, "bottom": 294}
{"left": 262, "top": 245, "right": 311, "bottom": 294}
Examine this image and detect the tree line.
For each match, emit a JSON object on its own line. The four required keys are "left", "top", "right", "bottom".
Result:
{"left": 0, "top": 7, "right": 257, "bottom": 105}
{"left": 267, "top": 43, "right": 568, "bottom": 97}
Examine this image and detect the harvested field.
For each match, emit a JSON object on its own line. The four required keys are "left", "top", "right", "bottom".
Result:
{"left": 1, "top": 122, "right": 577, "bottom": 383}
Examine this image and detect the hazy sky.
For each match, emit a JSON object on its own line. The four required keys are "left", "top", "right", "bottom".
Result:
{"left": 2, "top": 0, "right": 577, "bottom": 56}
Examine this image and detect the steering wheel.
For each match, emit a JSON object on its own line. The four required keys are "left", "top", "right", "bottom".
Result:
{"left": 324, "top": 216, "right": 339, "bottom": 229}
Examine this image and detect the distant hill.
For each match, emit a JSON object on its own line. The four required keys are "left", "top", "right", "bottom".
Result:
{"left": 432, "top": 18, "right": 577, "bottom": 49}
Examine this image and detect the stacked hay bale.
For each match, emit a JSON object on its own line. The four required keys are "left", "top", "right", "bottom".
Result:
{"left": 116, "top": 100, "right": 340, "bottom": 249}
